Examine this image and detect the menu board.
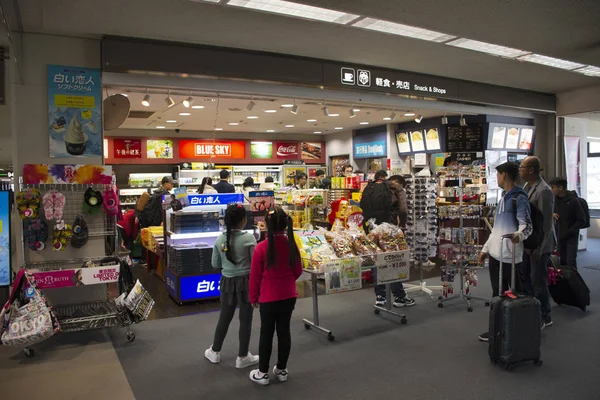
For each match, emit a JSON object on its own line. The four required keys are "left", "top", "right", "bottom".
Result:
{"left": 519, "top": 128, "right": 534, "bottom": 150}
{"left": 446, "top": 124, "right": 484, "bottom": 152}
{"left": 488, "top": 123, "right": 535, "bottom": 152}
{"left": 424, "top": 128, "right": 441, "bottom": 151}
{"left": 505, "top": 128, "right": 520, "bottom": 149}
{"left": 396, "top": 132, "right": 411, "bottom": 154}
{"left": 410, "top": 131, "right": 425, "bottom": 152}
{"left": 490, "top": 126, "right": 507, "bottom": 149}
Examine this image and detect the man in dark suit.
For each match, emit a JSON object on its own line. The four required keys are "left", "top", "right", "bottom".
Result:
{"left": 213, "top": 169, "right": 235, "bottom": 193}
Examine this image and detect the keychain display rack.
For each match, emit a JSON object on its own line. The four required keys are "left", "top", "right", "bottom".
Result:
{"left": 17, "top": 179, "right": 134, "bottom": 357}
{"left": 403, "top": 173, "right": 443, "bottom": 298}
{"left": 436, "top": 166, "right": 489, "bottom": 311}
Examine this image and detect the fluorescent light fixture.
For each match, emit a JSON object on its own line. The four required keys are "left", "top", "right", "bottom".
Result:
{"left": 335, "top": 127, "right": 344, "bottom": 130}
{"left": 414, "top": 115, "right": 423, "bottom": 123}
{"left": 266, "top": 129, "right": 275, "bottom": 132}
{"left": 307, "top": 119, "right": 317, "bottom": 122}
{"left": 247, "top": 100, "right": 256, "bottom": 111}
{"left": 281, "top": 104, "right": 294, "bottom": 108}
{"left": 165, "top": 91, "right": 175, "bottom": 107}
{"left": 446, "top": 38, "right": 530, "bottom": 59}
{"left": 179, "top": 112, "right": 191, "bottom": 116}
{"left": 156, "top": 126, "right": 166, "bottom": 129}
{"left": 441, "top": 116, "right": 448, "bottom": 125}
{"left": 227, "top": 0, "right": 359, "bottom": 24}
{"left": 574, "top": 65, "right": 600, "bottom": 77}
{"left": 247, "top": 116, "right": 259, "bottom": 119}
{"left": 166, "top": 120, "right": 177, "bottom": 123}
{"left": 353, "top": 17, "right": 455, "bottom": 43}
{"left": 183, "top": 96, "right": 194, "bottom": 108}
{"left": 353, "top": 108, "right": 361, "bottom": 112}
{"left": 349, "top": 109, "right": 356, "bottom": 118}
{"left": 291, "top": 104, "right": 299, "bottom": 114}
{"left": 518, "top": 53, "right": 585, "bottom": 70}
{"left": 359, "top": 121, "right": 369, "bottom": 125}
{"left": 265, "top": 109, "right": 277, "bottom": 113}
{"left": 215, "top": 128, "right": 223, "bottom": 131}
{"left": 193, "top": 0, "right": 220, "bottom": 3}
{"left": 191, "top": 105, "right": 205, "bottom": 109}
{"left": 460, "top": 116, "right": 467, "bottom": 126}
{"left": 329, "top": 113, "right": 340, "bottom": 117}
{"left": 322, "top": 106, "right": 330, "bottom": 116}
{"left": 285, "top": 124, "right": 295, "bottom": 128}
{"left": 314, "top": 131, "right": 322, "bottom": 134}
{"left": 404, "top": 112, "right": 415, "bottom": 117}
{"left": 229, "top": 122, "right": 240, "bottom": 126}
{"left": 142, "top": 93, "right": 151, "bottom": 107}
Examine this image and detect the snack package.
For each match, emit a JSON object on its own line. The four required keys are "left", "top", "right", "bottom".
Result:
{"left": 368, "top": 222, "right": 408, "bottom": 252}
{"left": 309, "top": 244, "right": 338, "bottom": 272}
{"left": 330, "top": 232, "right": 355, "bottom": 258}
{"left": 348, "top": 223, "right": 379, "bottom": 266}
{"left": 317, "top": 226, "right": 337, "bottom": 244}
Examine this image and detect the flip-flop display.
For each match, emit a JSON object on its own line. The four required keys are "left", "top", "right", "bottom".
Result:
{"left": 16, "top": 188, "right": 41, "bottom": 219}
{"left": 42, "top": 190, "right": 66, "bottom": 220}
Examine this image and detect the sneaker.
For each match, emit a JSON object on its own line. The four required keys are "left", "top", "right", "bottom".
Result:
{"left": 478, "top": 332, "right": 489, "bottom": 342}
{"left": 204, "top": 346, "right": 220, "bottom": 364}
{"left": 236, "top": 352, "right": 259, "bottom": 369}
{"left": 393, "top": 296, "right": 416, "bottom": 308}
{"left": 273, "top": 366, "right": 289, "bottom": 382}
{"left": 249, "top": 369, "right": 270, "bottom": 386}
{"left": 541, "top": 317, "right": 553, "bottom": 330}
{"left": 375, "top": 295, "right": 386, "bottom": 306}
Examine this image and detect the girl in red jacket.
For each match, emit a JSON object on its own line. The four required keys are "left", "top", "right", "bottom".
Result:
{"left": 249, "top": 207, "right": 303, "bottom": 386}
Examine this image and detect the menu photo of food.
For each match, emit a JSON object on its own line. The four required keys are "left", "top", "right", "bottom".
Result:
{"left": 301, "top": 142, "right": 322, "bottom": 160}
{"left": 410, "top": 130, "right": 425, "bottom": 152}
{"left": 425, "top": 128, "right": 441, "bottom": 151}
{"left": 491, "top": 126, "right": 507, "bottom": 149}
{"left": 519, "top": 128, "right": 534, "bottom": 150}
{"left": 505, "top": 127, "right": 520, "bottom": 149}
{"left": 396, "top": 132, "right": 411, "bottom": 153}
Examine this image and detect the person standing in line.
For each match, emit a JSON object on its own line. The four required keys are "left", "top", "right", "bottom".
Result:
{"left": 198, "top": 177, "right": 217, "bottom": 194}
{"left": 240, "top": 177, "right": 255, "bottom": 203}
{"left": 205, "top": 204, "right": 259, "bottom": 369}
{"left": 213, "top": 169, "right": 236, "bottom": 193}
{"left": 478, "top": 162, "right": 532, "bottom": 342}
{"left": 519, "top": 156, "right": 555, "bottom": 329}
{"left": 550, "top": 177, "right": 586, "bottom": 268}
{"left": 249, "top": 207, "right": 302, "bottom": 386}
{"left": 361, "top": 170, "right": 415, "bottom": 308}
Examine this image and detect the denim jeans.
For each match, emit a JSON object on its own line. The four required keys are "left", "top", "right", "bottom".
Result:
{"left": 524, "top": 252, "right": 552, "bottom": 320}
{"left": 558, "top": 236, "right": 579, "bottom": 268}
{"left": 374, "top": 282, "right": 406, "bottom": 299}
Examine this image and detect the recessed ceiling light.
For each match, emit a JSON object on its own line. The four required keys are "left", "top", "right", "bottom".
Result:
{"left": 266, "top": 129, "right": 275, "bottom": 132}
{"left": 191, "top": 105, "right": 205, "bottom": 109}
{"left": 518, "top": 53, "right": 585, "bottom": 70}
{"left": 166, "top": 120, "right": 177, "bottom": 123}
{"left": 446, "top": 38, "right": 530, "bottom": 59}
{"left": 215, "top": 128, "right": 223, "bottom": 131}
{"left": 179, "top": 112, "right": 191, "bottom": 116}
{"left": 353, "top": 17, "right": 456, "bottom": 43}
{"left": 574, "top": 65, "right": 600, "bottom": 77}
{"left": 247, "top": 116, "right": 259, "bottom": 119}
{"left": 404, "top": 112, "right": 415, "bottom": 117}
{"left": 229, "top": 122, "right": 240, "bottom": 126}
{"left": 307, "top": 119, "right": 317, "bottom": 122}
{"left": 264, "top": 109, "right": 277, "bottom": 113}
{"left": 281, "top": 104, "right": 294, "bottom": 108}
{"left": 353, "top": 108, "right": 361, "bottom": 112}
{"left": 227, "top": 0, "right": 359, "bottom": 24}
{"left": 383, "top": 117, "right": 392, "bottom": 121}
{"left": 335, "top": 127, "right": 344, "bottom": 130}
{"left": 359, "top": 122, "right": 369, "bottom": 125}
{"left": 314, "top": 131, "right": 322, "bottom": 134}
{"left": 285, "top": 124, "right": 295, "bottom": 128}
{"left": 329, "top": 113, "right": 340, "bottom": 117}
{"left": 156, "top": 126, "right": 166, "bottom": 129}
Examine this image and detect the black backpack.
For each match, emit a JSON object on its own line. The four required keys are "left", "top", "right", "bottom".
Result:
{"left": 140, "top": 192, "right": 165, "bottom": 228}
{"left": 360, "top": 180, "right": 392, "bottom": 224}
{"left": 577, "top": 197, "right": 591, "bottom": 229}
{"left": 513, "top": 194, "right": 543, "bottom": 251}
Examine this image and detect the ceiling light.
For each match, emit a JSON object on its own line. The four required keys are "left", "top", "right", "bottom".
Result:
{"left": 359, "top": 122, "right": 369, "bottom": 125}
{"left": 156, "top": 126, "right": 166, "bottom": 129}
{"left": 307, "top": 119, "right": 317, "bottom": 122}
{"left": 215, "top": 128, "right": 223, "bottom": 131}
{"left": 460, "top": 115, "right": 467, "bottom": 126}
{"left": 281, "top": 104, "right": 294, "bottom": 108}
{"left": 314, "top": 131, "right": 322, "bottom": 134}
{"left": 518, "top": 53, "right": 586, "bottom": 70}
{"left": 574, "top": 65, "right": 600, "bottom": 77}
{"left": 322, "top": 106, "right": 330, "bottom": 117}
{"left": 335, "top": 127, "right": 344, "bottom": 130}
{"left": 383, "top": 112, "right": 397, "bottom": 121}
{"left": 414, "top": 115, "right": 423, "bottom": 123}
{"left": 441, "top": 116, "right": 448, "bottom": 125}
{"left": 266, "top": 129, "right": 275, "bottom": 132}
{"left": 247, "top": 100, "right": 256, "bottom": 111}
{"left": 265, "top": 109, "right": 277, "bottom": 113}
{"left": 353, "top": 108, "right": 361, "bottom": 112}
{"left": 165, "top": 91, "right": 175, "bottom": 107}
{"left": 353, "top": 17, "right": 456, "bottom": 43}
{"left": 349, "top": 109, "right": 356, "bottom": 118}
{"left": 183, "top": 95, "right": 194, "bottom": 108}
{"left": 121, "top": 93, "right": 128, "bottom": 97}
{"left": 329, "top": 113, "right": 340, "bottom": 117}
{"left": 229, "top": 122, "right": 240, "bottom": 126}
{"left": 291, "top": 104, "right": 299, "bottom": 114}
{"left": 446, "top": 38, "right": 530, "bottom": 59}
{"left": 404, "top": 112, "right": 415, "bottom": 117}
{"left": 179, "top": 112, "right": 191, "bottom": 116}
{"left": 166, "top": 120, "right": 177, "bottom": 123}
{"left": 285, "top": 124, "right": 295, "bottom": 128}
{"left": 247, "top": 116, "right": 259, "bottom": 119}
{"left": 141, "top": 90, "right": 151, "bottom": 107}
{"left": 192, "top": 105, "right": 205, "bottom": 109}
{"left": 227, "top": 0, "right": 359, "bottom": 24}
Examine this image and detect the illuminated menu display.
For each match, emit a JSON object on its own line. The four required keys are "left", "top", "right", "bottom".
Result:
{"left": 488, "top": 123, "right": 535, "bottom": 152}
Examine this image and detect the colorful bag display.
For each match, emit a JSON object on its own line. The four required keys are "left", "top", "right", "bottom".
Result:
{"left": 1, "top": 269, "right": 60, "bottom": 347}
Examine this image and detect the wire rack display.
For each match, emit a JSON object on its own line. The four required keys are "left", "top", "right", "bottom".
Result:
{"left": 53, "top": 300, "right": 119, "bottom": 333}
{"left": 23, "top": 257, "right": 120, "bottom": 271}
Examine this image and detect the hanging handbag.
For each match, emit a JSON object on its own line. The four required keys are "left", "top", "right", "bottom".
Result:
{"left": 1, "top": 269, "right": 60, "bottom": 347}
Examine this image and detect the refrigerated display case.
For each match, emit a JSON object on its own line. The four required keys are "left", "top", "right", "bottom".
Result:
{"left": 232, "top": 165, "right": 282, "bottom": 188}
{"left": 119, "top": 188, "right": 148, "bottom": 209}
{"left": 127, "top": 173, "right": 171, "bottom": 190}
{"left": 178, "top": 169, "right": 224, "bottom": 193}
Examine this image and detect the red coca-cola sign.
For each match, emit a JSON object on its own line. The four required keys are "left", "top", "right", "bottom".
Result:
{"left": 275, "top": 142, "right": 299, "bottom": 158}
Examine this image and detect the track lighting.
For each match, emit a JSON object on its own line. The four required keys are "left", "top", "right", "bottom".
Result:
{"left": 141, "top": 90, "right": 151, "bottom": 107}
{"left": 415, "top": 114, "right": 423, "bottom": 123}
{"left": 165, "top": 91, "right": 174, "bottom": 108}
{"left": 291, "top": 99, "right": 299, "bottom": 114}
{"left": 441, "top": 116, "right": 448, "bottom": 125}
{"left": 322, "top": 106, "right": 330, "bottom": 117}
{"left": 183, "top": 95, "right": 194, "bottom": 108}
{"left": 384, "top": 112, "right": 397, "bottom": 121}
{"left": 247, "top": 99, "right": 256, "bottom": 111}
{"left": 460, "top": 115, "right": 467, "bottom": 126}
{"left": 349, "top": 108, "right": 356, "bottom": 118}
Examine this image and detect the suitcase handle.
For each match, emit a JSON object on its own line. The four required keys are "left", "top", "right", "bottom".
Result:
{"left": 499, "top": 234, "right": 517, "bottom": 296}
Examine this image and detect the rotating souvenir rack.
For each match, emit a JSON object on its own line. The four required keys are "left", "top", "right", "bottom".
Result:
{"left": 436, "top": 165, "right": 488, "bottom": 311}
{"left": 404, "top": 172, "right": 443, "bottom": 298}
{"left": 279, "top": 189, "right": 329, "bottom": 229}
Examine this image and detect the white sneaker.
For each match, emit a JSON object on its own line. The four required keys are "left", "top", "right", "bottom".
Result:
{"left": 236, "top": 352, "right": 259, "bottom": 369}
{"left": 273, "top": 366, "right": 288, "bottom": 382}
{"left": 204, "top": 346, "right": 220, "bottom": 364}
{"left": 249, "top": 369, "right": 270, "bottom": 386}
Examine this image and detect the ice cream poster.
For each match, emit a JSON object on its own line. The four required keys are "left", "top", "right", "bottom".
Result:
{"left": 48, "top": 65, "right": 102, "bottom": 158}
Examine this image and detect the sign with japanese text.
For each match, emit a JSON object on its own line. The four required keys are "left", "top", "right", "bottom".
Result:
{"left": 179, "top": 140, "right": 246, "bottom": 159}
{"left": 353, "top": 128, "right": 387, "bottom": 159}
{"left": 275, "top": 142, "right": 299, "bottom": 158}
{"left": 375, "top": 251, "right": 410, "bottom": 284}
{"left": 324, "top": 258, "right": 362, "bottom": 294}
{"left": 48, "top": 65, "right": 102, "bottom": 158}
{"left": 187, "top": 193, "right": 244, "bottom": 206}
{"left": 248, "top": 190, "right": 274, "bottom": 212}
{"left": 114, "top": 139, "right": 142, "bottom": 158}
{"left": 165, "top": 270, "right": 222, "bottom": 302}
{"left": 31, "top": 265, "right": 121, "bottom": 289}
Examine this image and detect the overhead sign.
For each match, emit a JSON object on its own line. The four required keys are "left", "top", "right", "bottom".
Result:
{"left": 179, "top": 140, "right": 246, "bottom": 159}
{"left": 187, "top": 193, "right": 243, "bottom": 206}
{"left": 250, "top": 141, "right": 273, "bottom": 159}
{"left": 353, "top": 128, "right": 387, "bottom": 159}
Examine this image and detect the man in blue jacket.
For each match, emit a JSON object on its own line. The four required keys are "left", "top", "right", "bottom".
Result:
{"left": 213, "top": 169, "right": 235, "bottom": 194}
{"left": 478, "top": 162, "right": 532, "bottom": 342}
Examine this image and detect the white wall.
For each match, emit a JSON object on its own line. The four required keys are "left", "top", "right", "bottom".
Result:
{"left": 325, "top": 130, "right": 354, "bottom": 172}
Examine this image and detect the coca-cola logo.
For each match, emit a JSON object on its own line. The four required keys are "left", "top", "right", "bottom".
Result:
{"left": 276, "top": 143, "right": 298, "bottom": 157}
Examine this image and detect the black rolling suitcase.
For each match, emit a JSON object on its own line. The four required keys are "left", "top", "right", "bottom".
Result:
{"left": 488, "top": 234, "right": 542, "bottom": 371}
{"left": 548, "top": 256, "right": 590, "bottom": 312}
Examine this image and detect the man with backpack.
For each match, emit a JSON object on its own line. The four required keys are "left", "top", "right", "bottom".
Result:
{"left": 139, "top": 176, "right": 174, "bottom": 228}
{"left": 519, "top": 156, "right": 555, "bottom": 329}
{"left": 361, "top": 170, "right": 415, "bottom": 308}
{"left": 549, "top": 177, "right": 587, "bottom": 268}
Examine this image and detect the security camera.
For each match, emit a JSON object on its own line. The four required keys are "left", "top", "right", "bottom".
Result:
{"left": 175, "top": 128, "right": 180, "bottom": 133}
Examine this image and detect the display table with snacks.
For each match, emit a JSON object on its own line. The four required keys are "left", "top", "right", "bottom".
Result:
{"left": 295, "top": 221, "right": 410, "bottom": 342}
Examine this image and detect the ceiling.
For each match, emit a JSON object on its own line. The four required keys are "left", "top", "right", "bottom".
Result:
{"left": 107, "top": 87, "right": 457, "bottom": 135}
{"left": 13, "top": 0, "right": 600, "bottom": 94}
